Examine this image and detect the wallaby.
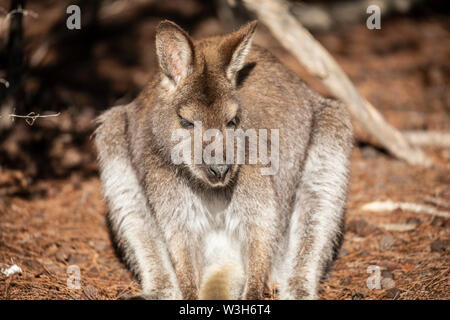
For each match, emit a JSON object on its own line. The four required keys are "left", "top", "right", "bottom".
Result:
{"left": 94, "top": 20, "right": 352, "bottom": 300}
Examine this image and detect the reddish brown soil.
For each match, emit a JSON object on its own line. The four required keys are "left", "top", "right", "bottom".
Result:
{"left": 0, "top": 1, "right": 449, "bottom": 299}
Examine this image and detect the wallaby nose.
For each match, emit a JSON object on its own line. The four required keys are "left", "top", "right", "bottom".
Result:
{"left": 208, "top": 165, "right": 230, "bottom": 180}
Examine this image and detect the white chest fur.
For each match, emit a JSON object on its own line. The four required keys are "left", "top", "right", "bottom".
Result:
{"left": 187, "top": 193, "right": 244, "bottom": 271}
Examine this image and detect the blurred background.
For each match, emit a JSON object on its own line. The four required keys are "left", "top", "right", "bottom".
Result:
{"left": 0, "top": 0, "right": 449, "bottom": 300}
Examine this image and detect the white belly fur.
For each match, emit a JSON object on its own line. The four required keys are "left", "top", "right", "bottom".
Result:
{"left": 189, "top": 194, "right": 245, "bottom": 299}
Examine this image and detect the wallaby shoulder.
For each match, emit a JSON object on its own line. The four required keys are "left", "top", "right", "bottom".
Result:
{"left": 94, "top": 104, "right": 130, "bottom": 159}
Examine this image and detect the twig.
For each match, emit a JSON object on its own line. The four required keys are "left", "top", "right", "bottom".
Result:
{"left": 361, "top": 201, "right": 450, "bottom": 218}
{"left": 3, "top": 111, "right": 60, "bottom": 126}
{"left": 242, "top": 0, "right": 432, "bottom": 166}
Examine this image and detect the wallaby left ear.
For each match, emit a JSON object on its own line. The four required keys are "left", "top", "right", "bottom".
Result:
{"left": 221, "top": 21, "right": 258, "bottom": 84}
{"left": 155, "top": 20, "right": 195, "bottom": 87}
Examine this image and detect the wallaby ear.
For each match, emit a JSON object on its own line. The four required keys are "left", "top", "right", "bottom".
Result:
{"left": 155, "top": 20, "right": 195, "bottom": 86}
{"left": 221, "top": 21, "right": 258, "bottom": 83}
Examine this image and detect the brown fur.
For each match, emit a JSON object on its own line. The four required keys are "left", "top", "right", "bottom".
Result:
{"left": 95, "top": 20, "right": 352, "bottom": 300}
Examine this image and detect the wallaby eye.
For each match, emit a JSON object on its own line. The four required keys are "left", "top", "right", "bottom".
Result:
{"left": 180, "top": 118, "right": 194, "bottom": 129}
{"left": 227, "top": 116, "right": 239, "bottom": 128}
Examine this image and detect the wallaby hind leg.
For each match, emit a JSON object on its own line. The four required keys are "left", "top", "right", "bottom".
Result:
{"left": 276, "top": 99, "right": 352, "bottom": 299}
{"left": 95, "top": 105, "right": 181, "bottom": 299}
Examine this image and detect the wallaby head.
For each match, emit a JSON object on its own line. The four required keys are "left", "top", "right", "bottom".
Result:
{"left": 145, "top": 20, "right": 258, "bottom": 188}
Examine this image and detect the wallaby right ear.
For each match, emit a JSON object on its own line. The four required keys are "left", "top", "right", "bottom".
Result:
{"left": 221, "top": 21, "right": 258, "bottom": 84}
{"left": 155, "top": 20, "right": 195, "bottom": 87}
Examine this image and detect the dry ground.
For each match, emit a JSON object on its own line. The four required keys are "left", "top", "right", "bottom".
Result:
{"left": 0, "top": 1, "right": 449, "bottom": 300}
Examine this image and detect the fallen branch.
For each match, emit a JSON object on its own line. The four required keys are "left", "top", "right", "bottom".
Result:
{"left": 242, "top": 0, "right": 432, "bottom": 166}
{"left": 403, "top": 130, "right": 450, "bottom": 148}
{"left": 424, "top": 196, "right": 450, "bottom": 210}
{"left": 361, "top": 201, "right": 450, "bottom": 218}
{"left": 378, "top": 223, "right": 417, "bottom": 232}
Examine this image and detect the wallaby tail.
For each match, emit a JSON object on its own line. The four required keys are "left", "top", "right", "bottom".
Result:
{"left": 199, "top": 264, "right": 243, "bottom": 300}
